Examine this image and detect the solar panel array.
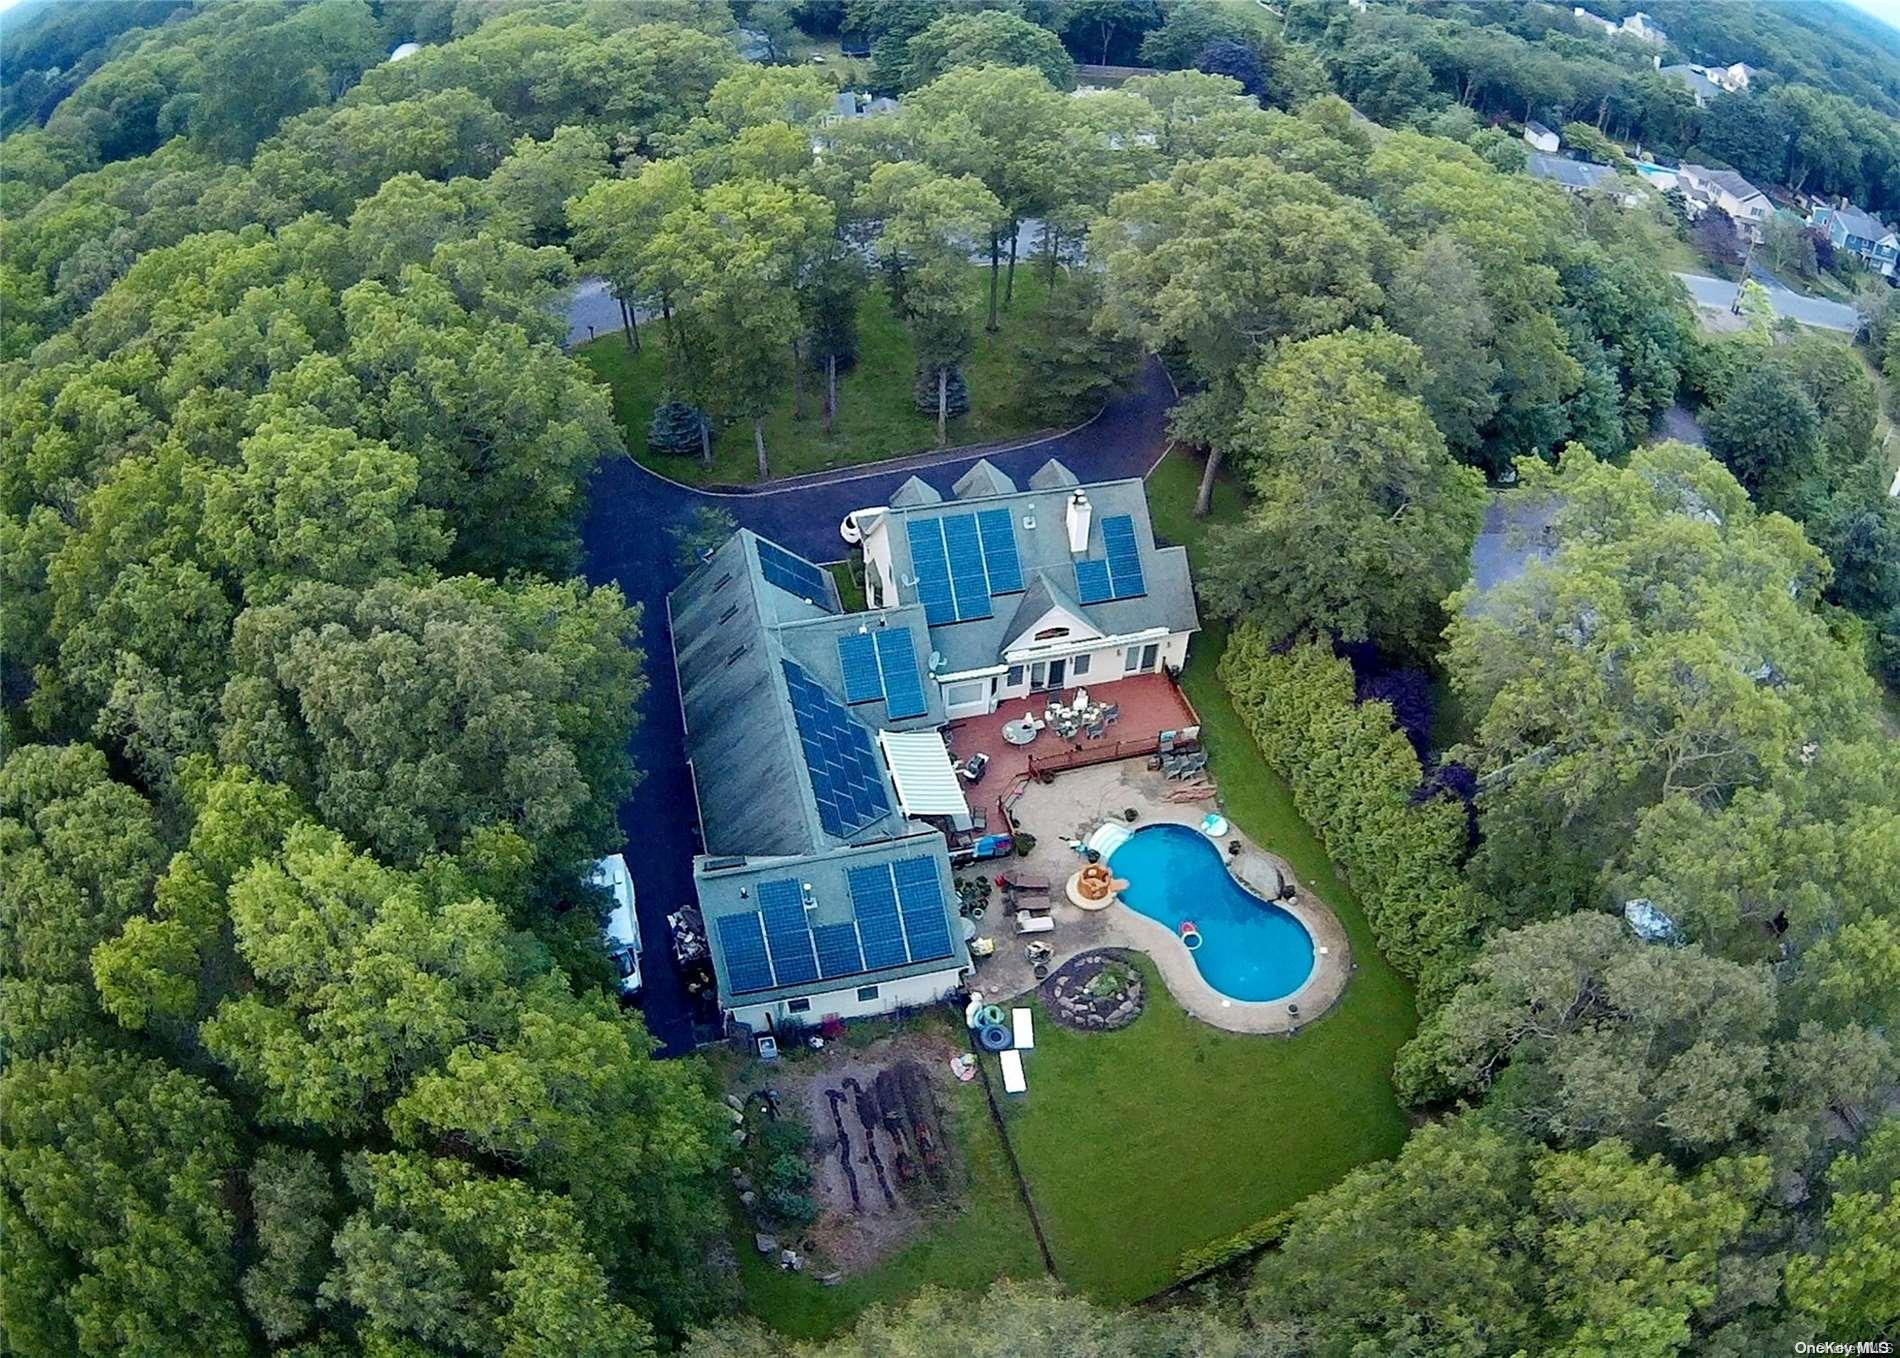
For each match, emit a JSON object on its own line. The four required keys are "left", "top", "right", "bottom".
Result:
{"left": 1074, "top": 513, "right": 1147, "bottom": 604}
{"left": 834, "top": 628, "right": 929, "bottom": 720}
{"left": 782, "top": 660, "right": 892, "bottom": 838}
{"left": 906, "top": 508, "right": 1023, "bottom": 625}
{"left": 715, "top": 855, "right": 955, "bottom": 995}
{"left": 756, "top": 540, "right": 835, "bottom": 611}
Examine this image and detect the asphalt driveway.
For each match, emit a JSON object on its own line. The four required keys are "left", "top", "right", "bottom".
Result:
{"left": 1674, "top": 271, "right": 1858, "bottom": 332}
{"left": 579, "top": 357, "right": 1177, "bottom": 1051}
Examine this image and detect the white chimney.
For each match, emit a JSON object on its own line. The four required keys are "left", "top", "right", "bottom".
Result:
{"left": 1065, "top": 490, "right": 1092, "bottom": 555}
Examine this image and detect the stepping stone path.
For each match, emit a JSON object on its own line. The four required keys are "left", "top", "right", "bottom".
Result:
{"left": 1041, "top": 948, "right": 1146, "bottom": 1032}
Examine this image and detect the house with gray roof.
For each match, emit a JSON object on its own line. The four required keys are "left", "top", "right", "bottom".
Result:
{"left": 1526, "top": 152, "right": 1639, "bottom": 204}
{"left": 668, "top": 529, "right": 973, "bottom": 1033}
{"left": 1660, "top": 63, "right": 1721, "bottom": 107}
{"left": 1676, "top": 163, "right": 1772, "bottom": 241}
{"left": 845, "top": 457, "right": 1198, "bottom": 720}
{"left": 1812, "top": 202, "right": 1899, "bottom": 278}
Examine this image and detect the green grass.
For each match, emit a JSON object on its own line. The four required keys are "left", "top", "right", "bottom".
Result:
{"left": 830, "top": 560, "right": 866, "bottom": 612}
{"left": 728, "top": 1011, "right": 1044, "bottom": 1339}
{"left": 968, "top": 446, "right": 1416, "bottom": 1302}
{"left": 575, "top": 267, "right": 1060, "bottom": 486}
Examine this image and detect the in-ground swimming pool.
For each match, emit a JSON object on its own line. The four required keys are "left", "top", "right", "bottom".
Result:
{"left": 1107, "top": 823, "right": 1315, "bottom": 1002}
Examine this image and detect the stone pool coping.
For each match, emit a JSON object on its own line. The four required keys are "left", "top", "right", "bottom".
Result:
{"left": 968, "top": 761, "right": 1352, "bottom": 1036}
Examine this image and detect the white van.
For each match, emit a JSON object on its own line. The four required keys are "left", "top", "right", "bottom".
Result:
{"left": 591, "top": 853, "right": 642, "bottom": 996}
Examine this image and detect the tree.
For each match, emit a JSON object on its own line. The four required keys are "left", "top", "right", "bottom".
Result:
{"left": 1559, "top": 120, "right": 1629, "bottom": 167}
{"left": 1139, "top": 0, "right": 1280, "bottom": 75}
{"left": 902, "top": 12, "right": 1077, "bottom": 91}
{"left": 1691, "top": 208, "right": 1745, "bottom": 268}
{"left": 217, "top": 576, "right": 642, "bottom": 867}
{"left": 1093, "top": 156, "right": 1389, "bottom": 514}
{"left": 670, "top": 506, "right": 739, "bottom": 571}
{"left": 1444, "top": 442, "right": 1882, "bottom": 922}
{"left": 859, "top": 161, "right": 1003, "bottom": 444}
{"left": 648, "top": 398, "right": 713, "bottom": 458}
{"left": 798, "top": 244, "right": 863, "bottom": 433}
{"left": 1194, "top": 39, "right": 1266, "bottom": 104}
{"left": 1385, "top": 233, "right": 1503, "bottom": 464}
{"left": 0, "top": 1044, "right": 249, "bottom": 1358}
{"left": 1785, "top": 1117, "right": 1900, "bottom": 1333}
{"left": 1202, "top": 328, "right": 1487, "bottom": 654}
{"left": 1704, "top": 362, "right": 1825, "bottom": 512}
{"left": 488, "top": 125, "right": 613, "bottom": 247}
{"left": 1062, "top": 0, "right": 1163, "bottom": 66}
{"left": 1014, "top": 270, "right": 1140, "bottom": 423}
{"left": 569, "top": 160, "right": 697, "bottom": 358}
{"left": 0, "top": 743, "right": 164, "bottom": 1055}
{"left": 240, "top": 1146, "right": 338, "bottom": 1345}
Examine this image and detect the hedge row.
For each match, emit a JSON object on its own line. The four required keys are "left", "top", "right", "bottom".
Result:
{"left": 1218, "top": 626, "right": 1481, "bottom": 1007}
{"left": 1173, "top": 1207, "right": 1296, "bottom": 1284}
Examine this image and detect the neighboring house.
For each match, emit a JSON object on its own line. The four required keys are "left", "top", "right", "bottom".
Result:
{"left": 1812, "top": 203, "right": 1900, "bottom": 277}
{"left": 1708, "top": 61, "right": 1757, "bottom": 92}
{"left": 1573, "top": 7, "right": 1667, "bottom": 45}
{"left": 1524, "top": 120, "right": 1560, "bottom": 154}
{"left": 1527, "top": 151, "right": 1638, "bottom": 204}
{"left": 668, "top": 459, "right": 1199, "bottom": 1034}
{"left": 1660, "top": 64, "right": 1722, "bottom": 107}
{"left": 1677, "top": 164, "right": 1772, "bottom": 241}
{"left": 847, "top": 458, "right": 1199, "bottom": 720}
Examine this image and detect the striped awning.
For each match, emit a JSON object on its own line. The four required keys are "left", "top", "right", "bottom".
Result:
{"left": 877, "top": 730, "right": 970, "bottom": 818}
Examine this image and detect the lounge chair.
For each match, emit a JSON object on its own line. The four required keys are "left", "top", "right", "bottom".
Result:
{"left": 999, "top": 868, "right": 1050, "bottom": 894}
{"left": 1015, "top": 914, "right": 1055, "bottom": 935}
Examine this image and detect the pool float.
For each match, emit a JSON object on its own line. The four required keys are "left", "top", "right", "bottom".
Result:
{"left": 1178, "top": 920, "right": 1203, "bottom": 951}
{"left": 977, "top": 1023, "right": 1012, "bottom": 1052}
{"left": 976, "top": 1003, "right": 1008, "bottom": 1029}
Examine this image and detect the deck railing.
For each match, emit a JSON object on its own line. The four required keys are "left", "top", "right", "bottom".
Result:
{"left": 1027, "top": 734, "right": 1164, "bottom": 778}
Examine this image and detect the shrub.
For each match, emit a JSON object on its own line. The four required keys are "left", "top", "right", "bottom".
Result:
{"left": 1219, "top": 626, "right": 1483, "bottom": 1005}
{"left": 647, "top": 397, "right": 709, "bottom": 457}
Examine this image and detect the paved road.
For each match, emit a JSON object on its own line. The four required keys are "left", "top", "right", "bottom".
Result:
{"left": 578, "top": 357, "right": 1177, "bottom": 1052}
{"left": 1674, "top": 271, "right": 1859, "bottom": 333}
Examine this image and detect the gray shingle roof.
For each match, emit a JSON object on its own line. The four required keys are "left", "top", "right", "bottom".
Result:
{"left": 1526, "top": 152, "right": 1619, "bottom": 191}
{"left": 1027, "top": 457, "right": 1080, "bottom": 491}
{"left": 872, "top": 474, "right": 1199, "bottom": 676}
{"left": 952, "top": 457, "right": 1017, "bottom": 500}
{"left": 670, "top": 530, "right": 922, "bottom": 858}
{"left": 694, "top": 831, "right": 968, "bottom": 1009}
{"left": 888, "top": 475, "right": 942, "bottom": 507}
{"left": 1831, "top": 203, "right": 1891, "bottom": 242}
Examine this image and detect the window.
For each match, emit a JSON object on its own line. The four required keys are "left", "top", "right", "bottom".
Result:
{"left": 1033, "top": 626, "right": 1069, "bottom": 640}
{"left": 1071, "top": 653, "right": 1091, "bottom": 676}
{"left": 1124, "top": 643, "right": 1158, "bottom": 673}
{"left": 1006, "top": 665, "right": 1024, "bottom": 686}
{"left": 856, "top": 985, "right": 880, "bottom": 1002}
{"left": 944, "top": 681, "right": 984, "bottom": 708}
{"left": 1123, "top": 644, "right": 1143, "bottom": 673}
{"left": 786, "top": 997, "right": 811, "bottom": 1014}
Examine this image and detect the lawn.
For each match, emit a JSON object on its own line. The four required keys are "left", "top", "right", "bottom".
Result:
{"left": 969, "top": 447, "right": 1417, "bottom": 1302}
{"left": 727, "top": 1010, "right": 1045, "bottom": 1339}
{"left": 574, "top": 266, "right": 1062, "bottom": 486}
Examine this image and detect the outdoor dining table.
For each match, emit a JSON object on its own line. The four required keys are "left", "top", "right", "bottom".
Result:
{"left": 1002, "top": 720, "right": 1039, "bottom": 746}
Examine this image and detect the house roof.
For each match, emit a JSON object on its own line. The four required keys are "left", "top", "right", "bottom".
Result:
{"left": 1831, "top": 203, "right": 1892, "bottom": 242}
{"left": 867, "top": 466, "right": 1198, "bottom": 676}
{"left": 1660, "top": 65, "right": 1720, "bottom": 101}
{"left": 952, "top": 457, "right": 1017, "bottom": 500}
{"left": 1680, "top": 163, "right": 1766, "bottom": 203}
{"left": 1526, "top": 152, "right": 1619, "bottom": 191}
{"left": 1524, "top": 120, "right": 1556, "bottom": 140}
{"left": 694, "top": 832, "right": 968, "bottom": 1010}
{"left": 669, "top": 530, "right": 942, "bottom": 859}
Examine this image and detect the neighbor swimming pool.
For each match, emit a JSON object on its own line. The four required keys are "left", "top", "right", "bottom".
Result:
{"left": 1107, "top": 823, "right": 1315, "bottom": 1002}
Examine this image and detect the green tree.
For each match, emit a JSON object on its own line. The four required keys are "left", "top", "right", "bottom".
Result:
{"left": 1785, "top": 1117, "right": 1900, "bottom": 1333}
{"left": 217, "top": 576, "right": 642, "bottom": 867}
{"left": 902, "top": 12, "right": 1076, "bottom": 91}
{"left": 1014, "top": 270, "right": 1141, "bottom": 423}
{"left": 0, "top": 1044, "right": 248, "bottom": 1358}
{"left": 240, "top": 1146, "right": 339, "bottom": 1345}
{"left": 488, "top": 125, "right": 613, "bottom": 247}
{"left": 1704, "top": 362, "right": 1826, "bottom": 513}
{"left": 1203, "top": 328, "right": 1486, "bottom": 653}
{"left": 1093, "top": 155, "right": 1390, "bottom": 513}
{"left": 1385, "top": 233, "right": 1503, "bottom": 464}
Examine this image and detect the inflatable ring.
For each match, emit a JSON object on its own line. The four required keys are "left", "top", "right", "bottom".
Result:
{"left": 976, "top": 1004, "right": 1007, "bottom": 1029}
{"left": 1179, "top": 920, "right": 1203, "bottom": 951}
{"left": 977, "top": 1023, "right": 1012, "bottom": 1052}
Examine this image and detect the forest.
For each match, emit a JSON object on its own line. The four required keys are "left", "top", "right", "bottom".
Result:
{"left": 1, "top": 0, "right": 1897, "bottom": 1354}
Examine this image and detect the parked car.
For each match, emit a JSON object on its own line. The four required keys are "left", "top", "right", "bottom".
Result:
{"left": 591, "top": 852, "right": 642, "bottom": 997}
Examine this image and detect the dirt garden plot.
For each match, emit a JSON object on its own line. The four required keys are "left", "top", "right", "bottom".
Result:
{"left": 731, "top": 1029, "right": 975, "bottom": 1278}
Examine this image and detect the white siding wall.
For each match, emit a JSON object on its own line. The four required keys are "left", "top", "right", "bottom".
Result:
{"left": 728, "top": 967, "right": 964, "bottom": 1033}
{"left": 984, "top": 630, "right": 1192, "bottom": 711}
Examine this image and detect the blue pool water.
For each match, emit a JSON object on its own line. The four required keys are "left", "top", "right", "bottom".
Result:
{"left": 1107, "top": 823, "right": 1315, "bottom": 1002}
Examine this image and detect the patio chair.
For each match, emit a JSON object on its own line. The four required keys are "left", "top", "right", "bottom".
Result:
{"left": 1072, "top": 687, "right": 1089, "bottom": 710}
{"left": 1103, "top": 703, "right": 1120, "bottom": 725}
{"left": 1180, "top": 752, "right": 1208, "bottom": 777}
{"left": 1160, "top": 753, "right": 1185, "bottom": 778}
{"left": 1085, "top": 720, "right": 1106, "bottom": 739}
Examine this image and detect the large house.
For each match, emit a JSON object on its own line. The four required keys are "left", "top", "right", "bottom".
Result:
{"left": 845, "top": 457, "right": 1198, "bottom": 720}
{"left": 1677, "top": 164, "right": 1772, "bottom": 242}
{"left": 1573, "top": 7, "right": 1668, "bottom": 46}
{"left": 669, "top": 458, "right": 1198, "bottom": 1034}
{"left": 1812, "top": 203, "right": 1900, "bottom": 278}
{"left": 1659, "top": 59, "right": 1756, "bottom": 106}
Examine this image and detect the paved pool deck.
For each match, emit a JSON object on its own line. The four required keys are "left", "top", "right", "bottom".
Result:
{"left": 961, "top": 761, "right": 1352, "bottom": 1035}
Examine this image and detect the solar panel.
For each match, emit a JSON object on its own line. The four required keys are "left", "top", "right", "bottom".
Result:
{"left": 874, "top": 629, "right": 927, "bottom": 719}
{"left": 847, "top": 864, "right": 908, "bottom": 969}
{"left": 1102, "top": 514, "right": 1146, "bottom": 598}
{"left": 757, "top": 540, "right": 834, "bottom": 611}
{"left": 758, "top": 879, "right": 820, "bottom": 986}
{"left": 783, "top": 661, "right": 892, "bottom": 838}
{"left": 906, "top": 518, "right": 957, "bottom": 626}
{"left": 813, "top": 921, "right": 864, "bottom": 979}
{"left": 715, "top": 912, "right": 776, "bottom": 993}
{"left": 942, "top": 513, "right": 993, "bottom": 621}
{"left": 893, "top": 856, "right": 953, "bottom": 962}
{"left": 977, "top": 508, "right": 1023, "bottom": 593}
{"left": 837, "top": 631, "right": 882, "bottom": 704}
{"left": 1074, "top": 558, "right": 1113, "bottom": 604}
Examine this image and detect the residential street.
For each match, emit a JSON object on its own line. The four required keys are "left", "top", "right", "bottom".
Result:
{"left": 1673, "top": 270, "right": 1859, "bottom": 332}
